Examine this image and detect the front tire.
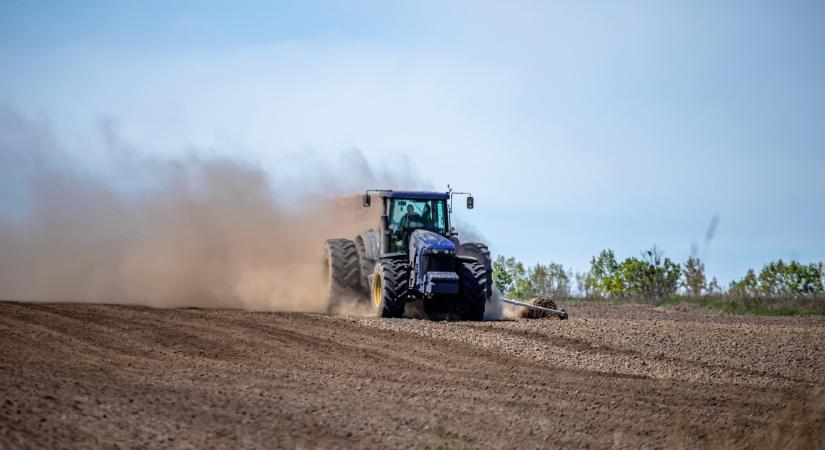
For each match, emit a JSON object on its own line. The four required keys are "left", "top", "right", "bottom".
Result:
{"left": 372, "top": 260, "right": 409, "bottom": 318}
{"left": 322, "top": 239, "right": 361, "bottom": 314}
{"left": 458, "top": 243, "right": 492, "bottom": 299}
{"left": 457, "top": 261, "right": 486, "bottom": 321}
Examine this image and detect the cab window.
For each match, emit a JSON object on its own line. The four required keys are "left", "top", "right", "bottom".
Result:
{"left": 388, "top": 198, "right": 447, "bottom": 233}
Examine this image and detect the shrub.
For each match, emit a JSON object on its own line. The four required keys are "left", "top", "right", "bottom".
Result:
{"left": 496, "top": 247, "right": 824, "bottom": 315}
{"left": 730, "top": 260, "right": 824, "bottom": 298}
{"left": 577, "top": 246, "right": 680, "bottom": 299}
{"left": 527, "top": 262, "right": 572, "bottom": 299}
{"left": 493, "top": 256, "right": 571, "bottom": 299}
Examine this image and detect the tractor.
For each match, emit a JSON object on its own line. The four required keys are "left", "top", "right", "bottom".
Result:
{"left": 322, "top": 188, "right": 492, "bottom": 320}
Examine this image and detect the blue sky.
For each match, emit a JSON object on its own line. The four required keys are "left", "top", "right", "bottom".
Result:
{"left": 1, "top": 0, "right": 823, "bottom": 284}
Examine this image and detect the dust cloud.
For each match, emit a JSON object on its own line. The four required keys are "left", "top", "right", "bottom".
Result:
{"left": 0, "top": 105, "right": 425, "bottom": 311}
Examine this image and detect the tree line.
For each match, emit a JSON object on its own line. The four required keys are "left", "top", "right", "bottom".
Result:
{"left": 492, "top": 246, "right": 825, "bottom": 301}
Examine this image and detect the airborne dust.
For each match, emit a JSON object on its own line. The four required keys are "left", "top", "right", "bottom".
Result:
{"left": 0, "top": 105, "right": 426, "bottom": 312}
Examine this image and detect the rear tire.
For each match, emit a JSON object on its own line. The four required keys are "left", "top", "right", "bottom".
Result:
{"left": 457, "top": 261, "right": 486, "bottom": 321}
{"left": 458, "top": 243, "right": 492, "bottom": 299}
{"left": 355, "top": 237, "right": 374, "bottom": 294}
{"left": 322, "top": 239, "right": 361, "bottom": 314}
{"left": 372, "top": 260, "right": 409, "bottom": 318}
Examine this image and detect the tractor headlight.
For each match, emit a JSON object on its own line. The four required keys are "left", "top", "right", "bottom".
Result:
{"left": 424, "top": 248, "right": 456, "bottom": 255}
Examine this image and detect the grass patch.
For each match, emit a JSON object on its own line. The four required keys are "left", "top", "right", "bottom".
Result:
{"left": 561, "top": 295, "right": 825, "bottom": 316}
{"left": 657, "top": 295, "right": 825, "bottom": 316}
{"left": 656, "top": 296, "right": 680, "bottom": 307}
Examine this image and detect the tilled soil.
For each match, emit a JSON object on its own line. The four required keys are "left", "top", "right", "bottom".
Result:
{"left": 1, "top": 301, "right": 824, "bottom": 449}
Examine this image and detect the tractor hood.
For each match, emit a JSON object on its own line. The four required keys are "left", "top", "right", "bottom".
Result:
{"left": 408, "top": 229, "right": 456, "bottom": 256}
{"left": 409, "top": 229, "right": 458, "bottom": 295}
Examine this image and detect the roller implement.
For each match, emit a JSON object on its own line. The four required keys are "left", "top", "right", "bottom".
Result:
{"left": 502, "top": 297, "right": 569, "bottom": 320}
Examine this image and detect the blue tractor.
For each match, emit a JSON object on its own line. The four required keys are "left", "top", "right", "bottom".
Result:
{"left": 322, "top": 189, "right": 492, "bottom": 320}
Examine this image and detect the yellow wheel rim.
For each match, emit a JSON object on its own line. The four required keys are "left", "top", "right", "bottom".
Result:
{"left": 372, "top": 273, "right": 383, "bottom": 309}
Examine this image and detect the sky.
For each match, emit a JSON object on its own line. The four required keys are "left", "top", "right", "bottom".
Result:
{"left": 1, "top": 0, "right": 823, "bottom": 285}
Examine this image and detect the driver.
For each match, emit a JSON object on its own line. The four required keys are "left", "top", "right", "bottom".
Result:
{"left": 399, "top": 204, "right": 419, "bottom": 228}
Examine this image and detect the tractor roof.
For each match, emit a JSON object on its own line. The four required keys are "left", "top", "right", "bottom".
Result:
{"left": 378, "top": 190, "right": 450, "bottom": 200}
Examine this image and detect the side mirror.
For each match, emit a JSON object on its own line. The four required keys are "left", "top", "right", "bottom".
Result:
{"left": 466, "top": 196, "right": 474, "bottom": 209}
{"left": 362, "top": 194, "right": 371, "bottom": 207}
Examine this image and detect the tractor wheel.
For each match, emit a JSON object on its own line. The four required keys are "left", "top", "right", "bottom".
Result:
{"left": 458, "top": 243, "right": 493, "bottom": 299}
{"left": 371, "top": 260, "right": 409, "bottom": 318}
{"left": 457, "top": 261, "right": 486, "bottom": 321}
{"left": 355, "top": 237, "right": 374, "bottom": 294}
{"left": 322, "top": 239, "right": 361, "bottom": 314}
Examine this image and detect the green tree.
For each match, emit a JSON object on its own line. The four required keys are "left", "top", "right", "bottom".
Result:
{"left": 707, "top": 277, "right": 722, "bottom": 295}
{"left": 730, "top": 261, "right": 824, "bottom": 298}
{"left": 612, "top": 246, "right": 680, "bottom": 299}
{"left": 617, "top": 257, "right": 647, "bottom": 297}
{"left": 582, "top": 247, "right": 680, "bottom": 299}
{"left": 493, "top": 256, "right": 572, "bottom": 299}
{"left": 575, "top": 271, "right": 597, "bottom": 297}
{"left": 509, "top": 260, "right": 531, "bottom": 298}
{"left": 682, "top": 257, "right": 707, "bottom": 296}
{"left": 640, "top": 246, "right": 681, "bottom": 299}
{"left": 492, "top": 255, "right": 514, "bottom": 294}
{"left": 492, "top": 256, "right": 529, "bottom": 298}
{"left": 587, "top": 249, "right": 624, "bottom": 298}
{"left": 527, "top": 262, "right": 572, "bottom": 299}
{"left": 729, "top": 269, "right": 759, "bottom": 297}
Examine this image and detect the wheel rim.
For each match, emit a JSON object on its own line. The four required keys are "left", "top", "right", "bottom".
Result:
{"left": 372, "top": 273, "right": 382, "bottom": 309}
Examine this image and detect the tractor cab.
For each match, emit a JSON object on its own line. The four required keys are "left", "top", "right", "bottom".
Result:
{"left": 386, "top": 195, "right": 449, "bottom": 252}
{"left": 362, "top": 190, "right": 471, "bottom": 256}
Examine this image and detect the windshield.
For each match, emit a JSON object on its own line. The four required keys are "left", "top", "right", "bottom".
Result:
{"left": 388, "top": 198, "right": 447, "bottom": 233}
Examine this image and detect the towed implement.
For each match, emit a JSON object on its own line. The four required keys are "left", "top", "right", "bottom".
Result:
{"left": 502, "top": 297, "right": 569, "bottom": 320}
